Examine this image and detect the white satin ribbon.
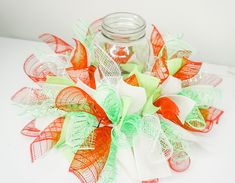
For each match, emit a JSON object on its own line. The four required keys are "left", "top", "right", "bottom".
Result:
{"left": 114, "top": 145, "right": 140, "bottom": 183}
{"left": 166, "top": 95, "right": 196, "bottom": 124}
{"left": 161, "top": 75, "right": 182, "bottom": 95}
{"left": 116, "top": 79, "right": 146, "bottom": 114}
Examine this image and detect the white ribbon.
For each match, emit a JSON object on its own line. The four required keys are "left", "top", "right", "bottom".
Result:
{"left": 161, "top": 75, "right": 182, "bottom": 95}
{"left": 166, "top": 95, "right": 196, "bottom": 124}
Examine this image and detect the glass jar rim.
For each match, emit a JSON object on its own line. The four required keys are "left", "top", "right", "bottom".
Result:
{"left": 101, "top": 12, "right": 146, "bottom": 42}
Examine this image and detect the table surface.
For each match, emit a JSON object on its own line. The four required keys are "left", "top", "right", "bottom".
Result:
{"left": 0, "top": 37, "right": 235, "bottom": 183}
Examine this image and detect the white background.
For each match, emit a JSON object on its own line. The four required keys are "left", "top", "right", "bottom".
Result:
{"left": 0, "top": 0, "right": 235, "bottom": 66}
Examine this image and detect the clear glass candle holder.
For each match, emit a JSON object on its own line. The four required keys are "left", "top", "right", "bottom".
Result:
{"left": 94, "top": 12, "right": 150, "bottom": 73}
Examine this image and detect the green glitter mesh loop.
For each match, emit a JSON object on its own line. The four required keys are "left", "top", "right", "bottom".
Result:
{"left": 160, "top": 119, "right": 189, "bottom": 159}
{"left": 66, "top": 112, "right": 98, "bottom": 152}
{"left": 55, "top": 112, "right": 97, "bottom": 151}
{"left": 98, "top": 142, "right": 118, "bottom": 183}
{"left": 185, "top": 107, "right": 206, "bottom": 130}
{"left": 94, "top": 84, "right": 122, "bottom": 125}
{"left": 120, "top": 114, "right": 141, "bottom": 146}
{"left": 141, "top": 115, "right": 161, "bottom": 138}
{"left": 178, "top": 86, "right": 222, "bottom": 107}
{"left": 164, "top": 33, "right": 194, "bottom": 58}
{"left": 141, "top": 115, "right": 173, "bottom": 159}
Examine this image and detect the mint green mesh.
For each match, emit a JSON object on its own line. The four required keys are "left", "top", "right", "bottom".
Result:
{"left": 164, "top": 34, "right": 195, "bottom": 58}
{"left": 178, "top": 86, "right": 222, "bottom": 107}
{"left": 98, "top": 142, "right": 118, "bottom": 183}
{"left": 185, "top": 107, "right": 206, "bottom": 131}
{"left": 141, "top": 115, "right": 173, "bottom": 159}
{"left": 55, "top": 112, "right": 97, "bottom": 151}
{"left": 94, "top": 84, "right": 122, "bottom": 124}
{"left": 16, "top": 99, "right": 65, "bottom": 119}
{"left": 65, "top": 112, "right": 98, "bottom": 152}
{"left": 120, "top": 114, "right": 141, "bottom": 146}
{"left": 160, "top": 119, "right": 189, "bottom": 159}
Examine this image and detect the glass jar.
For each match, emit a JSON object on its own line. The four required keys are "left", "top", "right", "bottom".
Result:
{"left": 93, "top": 12, "right": 150, "bottom": 73}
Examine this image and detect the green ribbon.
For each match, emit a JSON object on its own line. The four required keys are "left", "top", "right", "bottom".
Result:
{"left": 166, "top": 58, "right": 184, "bottom": 75}
{"left": 46, "top": 75, "right": 75, "bottom": 86}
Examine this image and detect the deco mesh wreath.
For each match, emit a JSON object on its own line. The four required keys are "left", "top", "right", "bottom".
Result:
{"left": 12, "top": 16, "right": 224, "bottom": 183}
